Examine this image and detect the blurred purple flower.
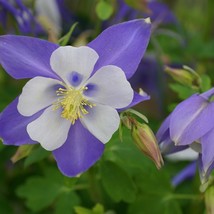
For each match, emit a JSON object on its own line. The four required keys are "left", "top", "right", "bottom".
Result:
{"left": 113, "top": 0, "right": 177, "bottom": 25}
{"left": 0, "top": 3, "right": 7, "bottom": 27}
{"left": 35, "top": 0, "right": 63, "bottom": 37}
{"left": 0, "top": 19, "right": 151, "bottom": 177}
{"left": 129, "top": 55, "right": 164, "bottom": 115}
{"left": 172, "top": 162, "right": 197, "bottom": 187}
{"left": 56, "top": 0, "right": 74, "bottom": 24}
{"left": 157, "top": 88, "right": 214, "bottom": 183}
{"left": 147, "top": 1, "right": 177, "bottom": 25}
{"left": 0, "top": 0, "right": 43, "bottom": 34}
{"left": 113, "top": 0, "right": 138, "bottom": 23}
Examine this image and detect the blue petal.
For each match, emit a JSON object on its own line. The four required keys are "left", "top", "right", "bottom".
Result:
{"left": 0, "top": 98, "right": 42, "bottom": 146}
{"left": 156, "top": 115, "right": 188, "bottom": 154}
{"left": 199, "top": 154, "right": 214, "bottom": 183}
{"left": 170, "top": 94, "right": 214, "bottom": 146}
{"left": 0, "top": 35, "right": 59, "bottom": 79}
{"left": 172, "top": 162, "right": 197, "bottom": 187}
{"left": 53, "top": 120, "right": 105, "bottom": 177}
{"left": 201, "top": 127, "right": 214, "bottom": 175}
{"left": 88, "top": 19, "right": 151, "bottom": 79}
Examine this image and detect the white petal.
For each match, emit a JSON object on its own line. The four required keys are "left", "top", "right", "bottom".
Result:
{"left": 18, "top": 77, "right": 61, "bottom": 116}
{"left": 166, "top": 148, "right": 198, "bottom": 162}
{"left": 50, "top": 46, "right": 99, "bottom": 86}
{"left": 80, "top": 104, "right": 120, "bottom": 144}
{"left": 27, "top": 106, "right": 71, "bottom": 151}
{"left": 84, "top": 65, "right": 133, "bottom": 108}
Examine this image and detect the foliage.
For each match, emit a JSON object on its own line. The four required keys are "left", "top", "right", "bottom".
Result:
{"left": 0, "top": 0, "right": 213, "bottom": 213}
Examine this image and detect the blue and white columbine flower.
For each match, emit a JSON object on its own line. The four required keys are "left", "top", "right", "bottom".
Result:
{"left": 0, "top": 19, "right": 151, "bottom": 176}
{"left": 18, "top": 46, "right": 134, "bottom": 150}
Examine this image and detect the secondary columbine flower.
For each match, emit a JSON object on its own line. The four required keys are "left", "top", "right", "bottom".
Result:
{"left": 0, "top": 19, "right": 151, "bottom": 176}
{"left": 0, "top": 0, "right": 43, "bottom": 34}
{"left": 157, "top": 88, "right": 214, "bottom": 183}
{"left": 113, "top": 0, "right": 176, "bottom": 25}
{"left": 35, "top": 0, "right": 63, "bottom": 37}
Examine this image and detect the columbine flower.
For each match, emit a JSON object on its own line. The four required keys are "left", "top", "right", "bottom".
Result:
{"left": 157, "top": 88, "right": 214, "bottom": 183}
{"left": 146, "top": 1, "right": 177, "bottom": 25}
{"left": 0, "top": 0, "right": 43, "bottom": 34}
{"left": 35, "top": 0, "right": 62, "bottom": 37}
{"left": 0, "top": 19, "right": 151, "bottom": 176}
{"left": 18, "top": 45, "right": 135, "bottom": 148}
{"left": 113, "top": 0, "right": 177, "bottom": 25}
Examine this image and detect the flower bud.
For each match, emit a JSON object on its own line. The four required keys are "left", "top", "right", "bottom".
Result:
{"left": 11, "top": 145, "right": 34, "bottom": 163}
{"left": 131, "top": 122, "right": 164, "bottom": 169}
{"left": 165, "top": 66, "right": 198, "bottom": 87}
{"left": 205, "top": 185, "right": 214, "bottom": 214}
{"left": 121, "top": 115, "right": 133, "bottom": 130}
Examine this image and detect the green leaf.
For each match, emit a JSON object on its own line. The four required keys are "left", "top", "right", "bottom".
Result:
{"left": 164, "top": 200, "right": 183, "bottom": 214}
{"left": 105, "top": 129, "right": 157, "bottom": 171}
{"left": 101, "top": 161, "right": 137, "bottom": 202}
{"left": 0, "top": 196, "right": 13, "bottom": 214}
{"left": 107, "top": 135, "right": 171, "bottom": 196}
{"left": 92, "top": 204, "right": 104, "bottom": 214}
{"left": 198, "top": 41, "right": 214, "bottom": 59}
{"left": 134, "top": 170, "right": 172, "bottom": 196}
{"left": 104, "top": 129, "right": 172, "bottom": 197}
{"left": 0, "top": 141, "right": 5, "bottom": 152}
{"left": 200, "top": 74, "right": 211, "bottom": 92}
{"left": 63, "top": 177, "right": 79, "bottom": 189}
{"left": 128, "top": 195, "right": 182, "bottom": 214}
{"left": 16, "top": 167, "right": 64, "bottom": 212}
{"left": 55, "top": 191, "right": 80, "bottom": 214}
{"left": 96, "top": 1, "right": 114, "bottom": 20}
{"left": 74, "top": 207, "right": 92, "bottom": 214}
{"left": 168, "top": 103, "right": 178, "bottom": 112}
{"left": 24, "top": 146, "right": 50, "bottom": 168}
{"left": 169, "top": 83, "right": 198, "bottom": 99}
{"left": 124, "top": 0, "right": 147, "bottom": 11}
{"left": 58, "top": 22, "right": 78, "bottom": 46}
{"left": 74, "top": 204, "right": 104, "bottom": 214}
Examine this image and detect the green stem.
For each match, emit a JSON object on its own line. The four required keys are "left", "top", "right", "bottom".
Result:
{"left": 60, "top": 184, "right": 89, "bottom": 193}
{"left": 87, "top": 166, "right": 103, "bottom": 203}
{"left": 203, "top": 0, "right": 214, "bottom": 40}
{"left": 164, "top": 193, "right": 202, "bottom": 201}
{"left": 73, "top": 184, "right": 89, "bottom": 191}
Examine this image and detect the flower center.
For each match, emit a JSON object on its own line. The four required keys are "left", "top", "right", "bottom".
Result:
{"left": 54, "top": 86, "right": 94, "bottom": 124}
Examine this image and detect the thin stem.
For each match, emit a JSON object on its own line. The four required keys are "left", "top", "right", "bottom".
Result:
{"left": 164, "top": 193, "right": 202, "bottom": 201}
{"left": 73, "top": 184, "right": 89, "bottom": 191}
{"left": 87, "top": 167, "right": 103, "bottom": 203}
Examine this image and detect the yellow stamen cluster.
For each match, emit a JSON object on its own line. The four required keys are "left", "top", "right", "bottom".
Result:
{"left": 53, "top": 86, "right": 94, "bottom": 124}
